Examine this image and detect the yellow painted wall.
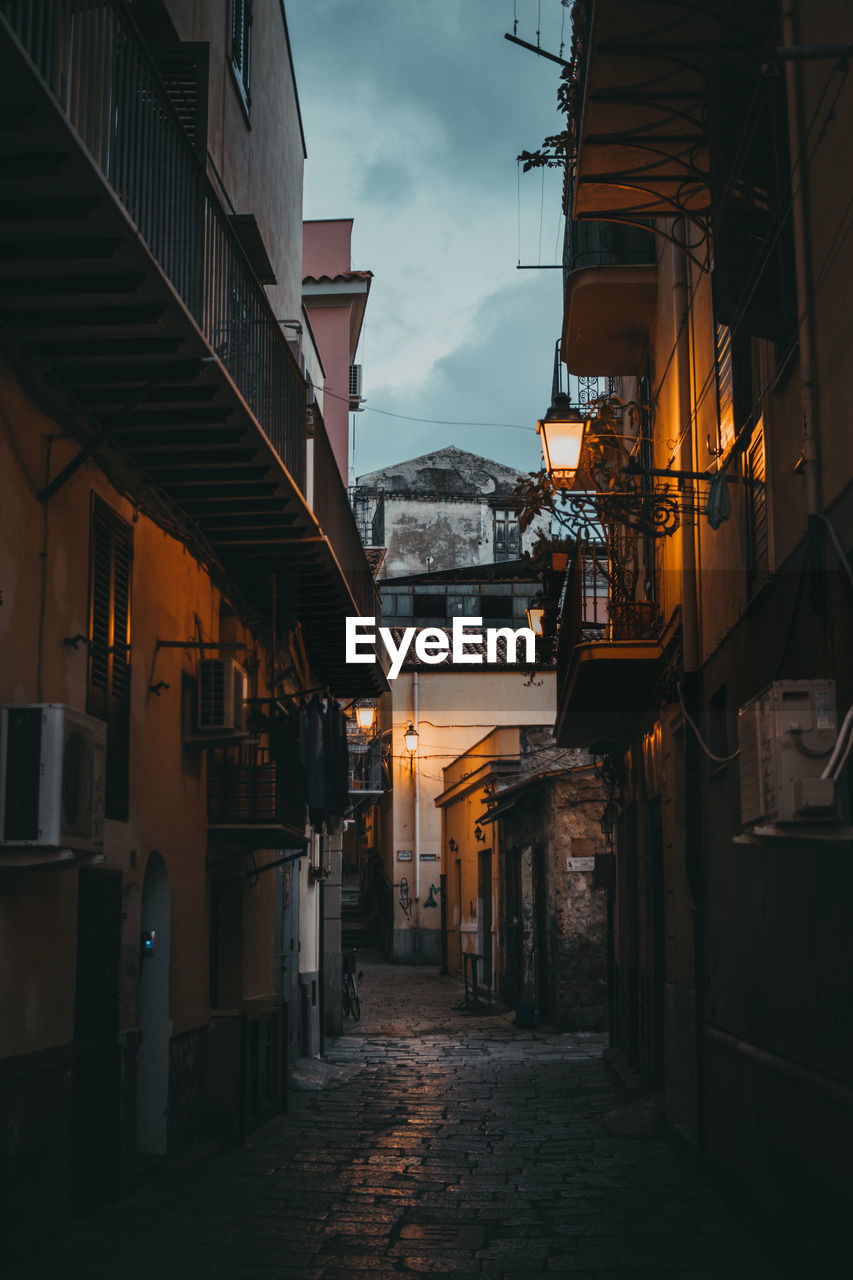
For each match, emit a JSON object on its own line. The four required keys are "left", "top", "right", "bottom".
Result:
{"left": 0, "top": 365, "right": 278, "bottom": 1056}
{"left": 385, "top": 671, "right": 555, "bottom": 937}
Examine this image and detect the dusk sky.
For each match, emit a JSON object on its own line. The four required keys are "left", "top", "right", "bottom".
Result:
{"left": 287, "top": 0, "right": 571, "bottom": 482}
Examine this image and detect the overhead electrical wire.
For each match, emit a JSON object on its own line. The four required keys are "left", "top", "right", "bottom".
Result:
{"left": 319, "top": 383, "right": 536, "bottom": 432}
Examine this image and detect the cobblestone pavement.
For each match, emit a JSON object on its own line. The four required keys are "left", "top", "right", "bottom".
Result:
{"left": 11, "top": 962, "right": 776, "bottom": 1279}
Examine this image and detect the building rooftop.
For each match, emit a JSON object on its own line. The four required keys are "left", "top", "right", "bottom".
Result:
{"left": 355, "top": 446, "right": 527, "bottom": 499}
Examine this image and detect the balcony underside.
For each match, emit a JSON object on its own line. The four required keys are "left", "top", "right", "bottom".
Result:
{"left": 573, "top": 0, "right": 773, "bottom": 221}
{"left": 555, "top": 638, "right": 662, "bottom": 748}
{"left": 561, "top": 263, "right": 657, "bottom": 375}
{"left": 0, "top": 21, "right": 384, "bottom": 697}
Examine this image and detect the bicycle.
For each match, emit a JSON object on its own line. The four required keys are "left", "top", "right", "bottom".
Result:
{"left": 342, "top": 948, "right": 361, "bottom": 1021}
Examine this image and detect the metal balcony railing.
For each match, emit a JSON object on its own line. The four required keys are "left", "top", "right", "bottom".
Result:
{"left": 207, "top": 754, "right": 301, "bottom": 830}
{"left": 1, "top": 0, "right": 305, "bottom": 488}
{"left": 557, "top": 544, "right": 659, "bottom": 685}
{"left": 348, "top": 738, "right": 383, "bottom": 794}
{"left": 563, "top": 204, "right": 656, "bottom": 275}
{"left": 312, "top": 410, "right": 379, "bottom": 620}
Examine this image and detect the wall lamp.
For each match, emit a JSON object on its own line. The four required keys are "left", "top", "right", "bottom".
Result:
{"left": 448, "top": 837, "right": 458, "bottom": 853}
{"left": 537, "top": 392, "right": 587, "bottom": 488}
{"left": 537, "top": 393, "right": 681, "bottom": 538}
{"left": 526, "top": 595, "right": 546, "bottom": 637}
{"left": 354, "top": 701, "right": 377, "bottom": 732}
{"left": 404, "top": 722, "right": 419, "bottom": 754}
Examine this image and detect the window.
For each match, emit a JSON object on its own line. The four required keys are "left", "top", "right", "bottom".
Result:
{"left": 714, "top": 324, "right": 752, "bottom": 456}
{"left": 709, "top": 59, "right": 794, "bottom": 344}
{"left": 479, "top": 594, "right": 513, "bottom": 621}
{"left": 413, "top": 594, "right": 446, "bottom": 620}
{"left": 231, "top": 0, "right": 253, "bottom": 117}
{"left": 493, "top": 509, "right": 520, "bottom": 560}
{"left": 88, "top": 498, "right": 132, "bottom": 821}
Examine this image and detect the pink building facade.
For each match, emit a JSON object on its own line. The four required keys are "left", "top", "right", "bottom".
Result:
{"left": 303, "top": 219, "right": 371, "bottom": 483}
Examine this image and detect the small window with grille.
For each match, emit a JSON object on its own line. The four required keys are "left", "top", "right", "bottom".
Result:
{"left": 231, "top": 0, "right": 253, "bottom": 118}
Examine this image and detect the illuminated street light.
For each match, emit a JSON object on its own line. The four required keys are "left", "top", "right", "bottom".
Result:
{"left": 354, "top": 701, "right": 376, "bottom": 732}
{"left": 537, "top": 392, "right": 587, "bottom": 487}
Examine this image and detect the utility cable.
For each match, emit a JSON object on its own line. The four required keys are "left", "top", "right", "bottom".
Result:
{"left": 677, "top": 681, "right": 740, "bottom": 764}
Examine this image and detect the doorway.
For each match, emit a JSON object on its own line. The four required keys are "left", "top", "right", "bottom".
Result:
{"left": 70, "top": 869, "right": 121, "bottom": 1216}
{"left": 477, "top": 850, "right": 493, "bottom": 988}
{"left": 137, "top": 851, "right": 171, "bottom": 1158}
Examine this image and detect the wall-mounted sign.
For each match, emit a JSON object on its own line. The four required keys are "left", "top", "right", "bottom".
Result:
{"left": 419, "top": 852, "right": 438, "bottom": 861}
{"left": 566, "top": 857, "right": 595, "bottom": 872}
{"left": 397, "top": 849, "right": 412, "bottom": 862}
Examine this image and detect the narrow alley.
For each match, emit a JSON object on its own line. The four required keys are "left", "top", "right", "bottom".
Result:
{"left": 10, "top": 963, "right": 775, "bottom": 1280}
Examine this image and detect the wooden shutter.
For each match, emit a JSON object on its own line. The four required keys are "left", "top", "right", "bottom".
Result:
{"left": 745, "top": 423, "right": 768, "bottom": 581}
{"left": 148, "top": 43, "right": 209, "bottom": 161}
{"left": 88, "top": 498, "right": 133, "bottom": 820}
{"left": 709, "top": 58, "right": 794, "bottom": 343}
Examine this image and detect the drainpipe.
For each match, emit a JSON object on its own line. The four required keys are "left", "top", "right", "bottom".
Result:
{"left": 783, "top": 0, "right": 822, "bottom": 521}
{"left": 413, "top": 671, "right": 420, "bottom": 905}
{"left": 673, "top": 221, "right": 699, "bottom": 678}
{"left": 674, "top": 217, "right": 705, "bottom": 1161}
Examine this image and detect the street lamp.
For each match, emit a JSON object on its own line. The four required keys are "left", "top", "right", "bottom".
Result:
{"left": 354, "top": 701, "right": 376, "bottom": 733}
{"left": 526, "top": 598, "right": 546, "bottom": 637}
{"left": 537, "top": 392, "right": 587, "bottom": 488}
{"left": 404, "top": 722, "right": 419, "bottom": 754}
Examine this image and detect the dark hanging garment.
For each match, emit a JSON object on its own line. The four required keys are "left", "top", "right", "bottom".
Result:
{"left": 269, "top": 704, "right": 306, "bottom": 829}
{"left": 302, "top": 696, "right": 327, "bottom": 826}
{"left": 325, "top": 702, "right": 350, "bottom": 820}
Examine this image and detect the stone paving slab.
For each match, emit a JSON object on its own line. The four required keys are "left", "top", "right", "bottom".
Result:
{"left": 9, "top": 963, "right": 777, "bottom": 1279}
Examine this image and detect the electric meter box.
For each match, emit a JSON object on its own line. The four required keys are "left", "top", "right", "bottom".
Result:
{"left": 737, "top": 680, "right": 839, "bottom": 827}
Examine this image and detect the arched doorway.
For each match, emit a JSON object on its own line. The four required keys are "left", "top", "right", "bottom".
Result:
{"left": 137, "top": 850, "right": 171, "bottom": 1158}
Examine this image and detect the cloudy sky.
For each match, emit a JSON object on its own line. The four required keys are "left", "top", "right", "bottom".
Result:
{"left": 287, "top": 0, "right": 571, "bottom": 482}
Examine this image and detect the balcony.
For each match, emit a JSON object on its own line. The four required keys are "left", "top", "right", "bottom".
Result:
{"left": 207, "top": 753, "right": 307, "bottom": 853}
{"left": 0, "top": 0, "right": 384, "bottom": 695}
{"left": 569, "top": 0, "right": 774, "bottom": 226}
{"left": 561, "top": 209, "right": 657, "bottom": 375}
{"left": 555, "top": 546, "right": 662, "bottom": 748}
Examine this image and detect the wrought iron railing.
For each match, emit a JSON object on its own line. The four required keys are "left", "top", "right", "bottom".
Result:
{"left": 207, "top": 753, "right": 300, "bottom": 829}
{"left": 557, "top": 543, "right": 659, "bottom": 682}
{"left": 348, "top": 738, "right": 383, "bottom": 793}
{"left": 0, "top": 0, "right": 305, "bottom": 487}
{"left": 563, "top": 204, "right": 656, "bottom": 275}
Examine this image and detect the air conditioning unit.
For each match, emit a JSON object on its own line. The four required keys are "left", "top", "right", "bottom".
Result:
{"left": 197, "top": 659, "right": 247, "bottom": 733}
{"left": 348, "top": 363, "right": 363, "bottom": 408}
{"left": 0, "top": 704, "right": 106, "bottom": 853}
{"left": 737, "top": 680, "right": 839, "bottom": 827}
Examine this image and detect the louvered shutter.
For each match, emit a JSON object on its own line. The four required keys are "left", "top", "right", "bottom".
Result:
{"left": 709, "top": 59, "right": 795, "bottom": 343}
{"left": 148, "top": 43, "right": 209, "bottom": 162}
{"left": 88, "top": 499, "right": 133, "bottom": 820}
{"left": 746, "top": 424, "right": 768, "bottom": 582}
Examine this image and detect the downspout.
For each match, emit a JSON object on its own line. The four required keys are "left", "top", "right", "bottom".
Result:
{"left": 674, "top": 217, "right": 705, "bottom": 1160}
{"left": 673, "top": 221, "right": 699, "bottom": 679}
{"left": 783, "top": 0, "right": 822, "bottom": 521}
